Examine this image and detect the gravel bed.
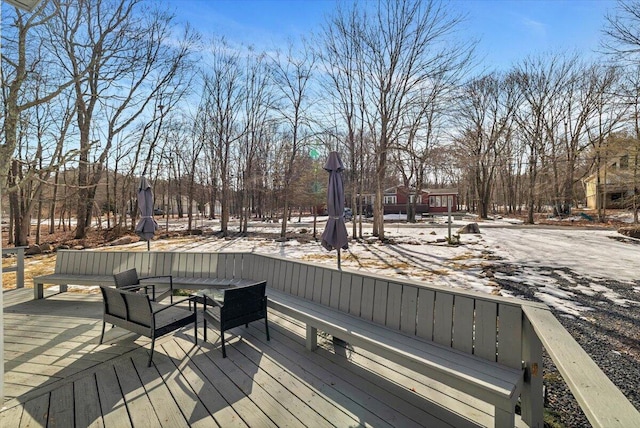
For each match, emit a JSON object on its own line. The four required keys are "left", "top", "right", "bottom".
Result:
{"left": 495, "top": 266, "right": 640, "bottom": 427}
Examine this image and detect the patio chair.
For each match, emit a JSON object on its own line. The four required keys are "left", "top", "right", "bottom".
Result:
{"left": 203, "top": 281, "right": 269, "bottom": 358}
{"left": 99, "top": 285, "right": 196, "bottom": 367}
{"left": 113, "top": 268, "right": 174, "bottom": 303}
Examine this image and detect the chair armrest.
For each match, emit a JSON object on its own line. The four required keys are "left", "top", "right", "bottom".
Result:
{"left": 139, "top": 275, "right": 172, "bottom": 302}
{"left": 152, "top": 296, "right": 195, "bottom": 314}
{"left": 119, "top": 283, "right": 156, "bottom": 296}
{"left": 202, "top": 292, "right": 224, "bottom": 309}
{"left": 139, "top": 274, "right": 173, "bottom": 281}
{"left": 118, "top": 284, "right": 148, "bottom": 291}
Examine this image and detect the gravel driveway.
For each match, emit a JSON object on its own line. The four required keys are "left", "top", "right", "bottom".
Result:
{"left": 492, "top": 260, "right": 640, "bottom": 426}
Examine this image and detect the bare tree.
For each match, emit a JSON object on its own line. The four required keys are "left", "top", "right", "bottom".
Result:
{"left": 238, "top": 50, "right": 273, "bottom": 234}
{"left": 514, "top": 54, "right": 576, "bottom": 223}
{"left": 586, "top": 66, "right": 625, "bottom": 221}
{"left": 317, "top": 3, "right": 368, "bottom": 236}
{"left": 270, "top": 41, "right": 316, "bottom": 238}
{"left": 1, "top": 1, "right": 81, "bottom": 189}
{"left": 49, "top": 0, "right": 195, "bottom": 239}
{"left": 324, "top": 0, "right": 471, "bottom": 239}
{"left": 602, "top": 1, "right": 640, "bottom": 59}
{"left": 621, "top": 67, "right": 640, "bottom": 222}
{"left": 456, "top": 72, "right": 520, "bottom": 219}
{"left": 1, "top": 2, "right": 86, "bottom": 245}
{"left": 200, "top": 37, "right": 244, "bottom": 236}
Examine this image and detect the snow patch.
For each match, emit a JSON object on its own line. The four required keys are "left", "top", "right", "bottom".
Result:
{"left": 534, "top": 292, "right": 593, "bottom": 317}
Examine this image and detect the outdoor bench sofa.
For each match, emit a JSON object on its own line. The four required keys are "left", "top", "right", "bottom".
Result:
{"left": 246, "top": 254, "right": 533, "bottom": 428}
{"left": 33, "top": 249, "right": 543, "bottom": 427}
{"left": 267, "top": 287, "right": 523, "bottom": 427}
{"left": 32, "top": 250, "right": 254, "bottom": 299}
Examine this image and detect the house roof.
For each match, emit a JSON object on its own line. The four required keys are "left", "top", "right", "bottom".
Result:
{"left": 381, "top": 186, "right": 459, "bottom": 195}
{"left": 425, "top": 188, "right": 458, "bottom": 195}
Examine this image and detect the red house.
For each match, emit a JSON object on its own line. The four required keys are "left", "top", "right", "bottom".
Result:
{"left": 359, "top": 186, "right": 458, "bottom": 215}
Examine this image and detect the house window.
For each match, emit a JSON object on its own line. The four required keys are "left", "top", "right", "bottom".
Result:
{"left": 429, "top": 196, "right": 435, "bottom": 206}
{"left": 383, "top": 195, "right": 396, "bottom": 205}
{"left": 620, "top": 155, "right": 629, "bottom": 170}
{"left": 409, "top": 194, "right": 422, "bottom": 204}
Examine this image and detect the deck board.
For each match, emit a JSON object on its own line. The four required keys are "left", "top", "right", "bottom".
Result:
{"left": 170, "top": 339, "right": 272, "bottom": 428}
{"left": 73, "top": 374, "right": 104, "bottom": 428}
{"left": 19, "top": 392, "right": 49, "bottom": 428}
{"left": 160, "top": 340, "right": 250, "bottom": 428}
{"left": 131, "top": 353, "right": 190, "bottom": 428}
{"left": 2, "top": 287, "right": 516, "bottom": 427}
{"left": 48, "top": 382, "right": 74, "bottom": 428}
{"left": 112, "top": 358, "right": 163, "bottom": 428}
{"left": 95, "top": 366, "right": 131, "bottom": 428}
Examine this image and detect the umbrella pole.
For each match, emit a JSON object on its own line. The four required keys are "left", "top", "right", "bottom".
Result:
{"left": 337, "top": 248, "right": 341, "bottom": 270}
{"left": 147, "top": 240, "right": 150, "bottom": 251}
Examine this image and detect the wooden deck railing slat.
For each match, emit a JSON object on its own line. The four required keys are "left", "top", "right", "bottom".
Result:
{"left": 357, "top": 277, "right": 372, "bottom": 321}
{"left": 475, "top": 300, "right": 498, "bottom": 362}
{"left": 2, "top": 247, "right": 25, "bottom": 288}
{"left": 434, "top": 292, "right": 454, "bottom": 346}
{"left": 416, "top": 288, "right": 435, "bottom": 340}
{"left": 311, "top": 266, "right": 324, "bottom": 304}
{"left": 497, "top": 305, "right": 523, "bottom": 369}
{"left": 372, "top": 279, "right": 388, "bottom": 325}
{"left": 384, "top": 282, "right": 401, "bottom": 329}
{"left": 400, "top": 285, "right": 418, "bottom": 335}
{"left": 338, "top": 272, "right": 351, "bottom": 313}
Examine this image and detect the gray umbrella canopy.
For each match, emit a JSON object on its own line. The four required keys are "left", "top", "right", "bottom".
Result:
{"left": 321, "top": 152, "right": 348, "bottom": 268}
{"left": 135, "top": 176, "right": 158, "bottom": 250}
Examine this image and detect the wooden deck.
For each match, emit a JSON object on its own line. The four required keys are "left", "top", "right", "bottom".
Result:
{"left": 2, "top": 287, "right": 517, "bottom": 427}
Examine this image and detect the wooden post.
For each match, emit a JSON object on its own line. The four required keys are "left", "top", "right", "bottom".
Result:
{"left": 447, "top": 196, "right": 452, "bottom": 242}
{"left": 521, "top": 311, "right": 547, "bottom": 428}
{"left": 2, "top": 246, "right": 26, "bottom": 288}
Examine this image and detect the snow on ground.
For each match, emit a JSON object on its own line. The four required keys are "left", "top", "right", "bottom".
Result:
{"left": 122, "top": 215, "right": 639, "bottom": 317}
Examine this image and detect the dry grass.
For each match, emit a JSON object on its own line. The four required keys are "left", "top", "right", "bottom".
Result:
{"left": 2, "top": 253, "right": 58, "bottom": 290}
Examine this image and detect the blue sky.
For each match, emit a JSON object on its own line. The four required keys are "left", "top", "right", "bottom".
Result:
{"left": 169, "top": 0, "right": 617, "bottom": 70}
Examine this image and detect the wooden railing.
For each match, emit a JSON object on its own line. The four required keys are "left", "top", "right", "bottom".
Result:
{"left": 2, "top": 246, "right": 26, "bottom": 289}
{"left": 248, "top": 253, "right": 640, "bottom": 428}
{"left": 523, "top": 306, "right": 639, "bottom": 427}
{"left": 34, "top": 250, "right": 640, "bottom": 427}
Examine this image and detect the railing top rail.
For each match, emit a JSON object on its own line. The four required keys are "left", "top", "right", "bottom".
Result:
{"left": 2, "top": 246, "right": 27, "bottom": 254}
{"left": 523, "top": 305, "right": 640, "bottom": 428}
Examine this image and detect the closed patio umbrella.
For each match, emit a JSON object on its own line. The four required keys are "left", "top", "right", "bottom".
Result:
{"left": 321, "top": 151, "right": 348, "bottom": 269}
{"left": 135, "top": 176, "right": 158, "bottom": 251}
